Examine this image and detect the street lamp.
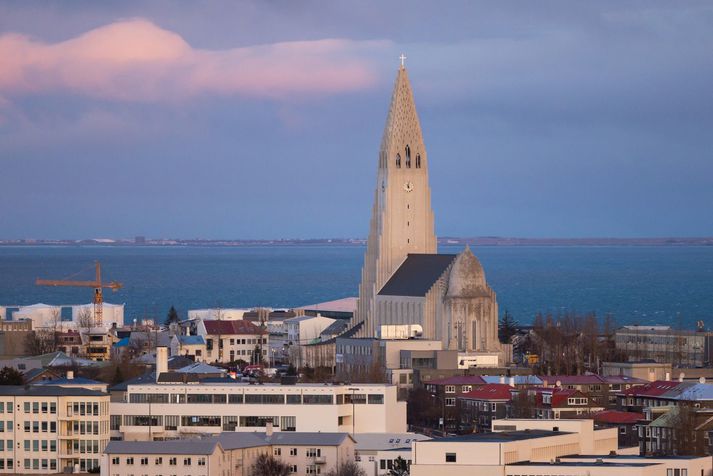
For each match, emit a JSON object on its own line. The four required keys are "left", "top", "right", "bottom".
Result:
{"left": 348, "top": 387, "right": 359, "bottom": 435}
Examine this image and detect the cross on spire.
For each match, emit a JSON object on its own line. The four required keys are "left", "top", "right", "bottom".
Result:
{"left": 399, "top": 53, "right": 407, "bottom": 68}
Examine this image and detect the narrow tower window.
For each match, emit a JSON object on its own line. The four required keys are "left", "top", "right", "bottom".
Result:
{"left": 395, "top": 153, "right": 401, "bottom": 168}
{"left": 405, "top": 145, "right": 411, "bottom": 168}
{"left": 416, "top": 154, "right": 421, "bottom": 168}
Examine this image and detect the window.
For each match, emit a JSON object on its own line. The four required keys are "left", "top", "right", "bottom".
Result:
{"left": 169, "top": 457, "right": 177, "bottom": 466}
{"left": 126, "top": 457, "right": 134, "bottom": 465}
{"left": 198, "top": 457, "right": 206, "bottom": 466}
{"left": 287, "top": 395, "right": 301, "bottom": 404}
{"left": 140, "top": 457, "right": 148, "bottom": 465}
{"left": 445, "top": 385, "right": 456, "bottom": 393}
{"left": 395, "top": 153, "right": 401, "bottom": 168}
{"left": 184, "top": 457, "right": 192, "bottom": 466}
{"left": 49, "top": 403, "right": 56, "bottom": 414}
{"left": 416, "top": 154, "right": 421, "bottom": 168}
{"left": 446, "top": 453, "right": 457, "bottom": 462}
{"left": 445, "top": 398, "right": 456, "bottom": 406}
{"left": 23, "top": 403, "right": 30, "bottom": 413}
{"left": 368, "top": 394, "right": 384, "bottom": 404}
{"left": 462, "top": 385, "right": 472, "bottom": 393}
{"left": 290, "top": 448, "right": 298, "bottom": 456}
{"left": 274, "top": 448, "right": 282, "bottom": 456}
{"left": 155, "top": 457, "right": 162, "bottom": 465}
{"left": 405, "top": 145, "right": 411, "bottom": 168}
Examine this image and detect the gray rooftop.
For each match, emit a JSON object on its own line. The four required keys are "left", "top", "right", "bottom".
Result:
{"left": 0, "top": 386, "right": 106, "bottom": 397}
{"left": 105, "top": 439, "right": 218, "bottom": 455}
{"left": 423, "top": 429, "right": 567, "bottom": 443}
{"left": 378, "top": 254, "right": 457, "bottom": 297}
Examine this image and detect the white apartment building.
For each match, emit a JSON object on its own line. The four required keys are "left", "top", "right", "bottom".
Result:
{"left": 102, "top": 430, "right": 355, "bottom": 476}
{"left": 108, "top": 347, "right": 406, "bottom": 441}
{"left": 188, "top": 308, "right": 249, "bottom": 321}
{"left": 410, "top": 419, "right": 711, "bottom": 476}
{"left": 0, "top": 386, "right": 110, "bottom": 474}
{"left": 354, "top": 433, "right": 431, "bottom": 476}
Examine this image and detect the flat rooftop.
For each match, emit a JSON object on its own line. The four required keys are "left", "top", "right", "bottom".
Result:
{"left": 423, "top": 430, "right": 568, "bottom": 443}
{"left": 508, "top": 462, "right": 658, "bottom": 467}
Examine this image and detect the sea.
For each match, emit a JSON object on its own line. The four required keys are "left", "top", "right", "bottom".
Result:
{"left": 0, "top": 245, "right": 712, "bottom": 328}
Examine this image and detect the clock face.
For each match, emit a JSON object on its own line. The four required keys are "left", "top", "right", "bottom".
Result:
{"left": 403, "top": 181, "right": 414, "bottom": 192}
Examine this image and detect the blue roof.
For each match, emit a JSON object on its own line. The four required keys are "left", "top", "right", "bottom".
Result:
{"left": 114, "top": 337, "right": 130, "bottom": 347}
{"left": 35, "top": 376, "right": 104, "bottom": 386}
{"left": 179, "top": 335, "right": 205, "bottom": 345}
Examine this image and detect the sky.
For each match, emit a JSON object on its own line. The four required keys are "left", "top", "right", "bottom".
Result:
{"left": 1, "top": 1, "right": 712, "bottom": 240}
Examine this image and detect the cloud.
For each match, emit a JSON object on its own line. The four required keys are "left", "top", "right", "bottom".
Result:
{"left": 0, "top": 18, "right": 384, "bottom": 102}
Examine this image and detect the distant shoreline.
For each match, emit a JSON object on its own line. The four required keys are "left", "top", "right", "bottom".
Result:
{"left": 1, "top": 237, "right": 712, "bottom": 247}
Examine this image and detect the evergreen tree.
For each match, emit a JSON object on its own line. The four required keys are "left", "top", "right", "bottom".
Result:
{"left": 0, "top": 366, "right": 24, "bottom": 385}
{"left": 388, "top": 457, "right": 410, "bottom": 476}
{"left": 165, "top": 305, "right": 180, "bottom": 325}
{"left": 498, "top": 310, "right": 519, "bottom": 343}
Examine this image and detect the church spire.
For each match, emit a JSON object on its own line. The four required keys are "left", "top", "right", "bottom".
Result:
{"left": 352, "top": 62, "right": 437, "bottom": 337}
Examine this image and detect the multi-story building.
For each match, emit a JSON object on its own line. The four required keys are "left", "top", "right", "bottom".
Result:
{"left": 459, "top": 383, "right": 513, "bottom": 433}
{"left": 354, "top": 433, "right": 431, "bottom": 476}
{"left": 108, "top": 348, "right": 406, "bottom": 441}
{"left": 0, "top": 385, "right": 110, "bottom": 474}
{"left": 538, "top": 374, "right": 648, "bottom": 407}
{"left": 102, "top": 430, "right": 355, "bottom": 476}
{"left": 197, "top": 319, "right": 268, "bottom": 364}
{"left": 615, "top": 326, "right": 713, "bottom": 367}
{"left": 169, "top": 335, "right": 206, "bottom": 362}
{"left": 592, "top": 410, "right": 643, "bottom": 448}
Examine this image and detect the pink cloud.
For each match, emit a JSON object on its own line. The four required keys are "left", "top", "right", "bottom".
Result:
{"left": 0, "top": 18, "right": 384, "bottom": 101}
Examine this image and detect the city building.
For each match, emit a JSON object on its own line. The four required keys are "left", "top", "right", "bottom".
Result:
{"left": 108, "top": 348, "right": 406, "bottom": 441}
{"left": 354, "top": 433, "right": 430, "bottom": 476}
{"left": 615, "top": 326, "right": 713, "bottom": 367}
{"left": 102, "top": 430, "right": 356, "bottom": 476}
{"left": 0, "top": 385, "right": 110, "bottom": 473}
{"left": 459, "top": 383, "right": 513, "bottom": 433}
{"left": 602, "top": 361, "right": 673, "bottom": 382}
{"left": 196, "top": 319, "right": 268, "bottom": 364}
{"left": 170, "top": 334, "right": 207, "bottom": 361}
{"left": 592, "top": 410, "right": 643, "bottom": 448}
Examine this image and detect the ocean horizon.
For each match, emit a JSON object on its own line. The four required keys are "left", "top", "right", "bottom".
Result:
{"left": 0, "top": 244, "right": 712, "bottom": 328}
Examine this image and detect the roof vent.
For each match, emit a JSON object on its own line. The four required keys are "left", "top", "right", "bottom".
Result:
{"left": 553, "top": 426, "right": 559, "bottom": 432}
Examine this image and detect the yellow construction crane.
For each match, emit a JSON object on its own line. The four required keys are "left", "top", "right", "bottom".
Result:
{"left": 36, "top": 261, "right": 122, "bottom": 326}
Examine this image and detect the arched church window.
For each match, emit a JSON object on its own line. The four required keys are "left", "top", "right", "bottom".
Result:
{"left": 416, "top": 154, "right": 421, "bottom": 168}
{"left": 395, "top": 153, "right": 401, "bottom": 168}
{"left": 405, "top": 145, "right": 411, "bottom": 168}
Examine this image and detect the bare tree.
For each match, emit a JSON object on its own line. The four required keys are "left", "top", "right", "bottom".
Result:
{"left": 326, "top": 460, "right": 366, "bottom": 476}
{"left": 250, "top": 453, "right": 291, "bottom": 476}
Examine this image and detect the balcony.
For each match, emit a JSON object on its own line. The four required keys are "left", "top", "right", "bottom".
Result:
{"left": 310, "top": 456, "right": 327, "bottom": 464}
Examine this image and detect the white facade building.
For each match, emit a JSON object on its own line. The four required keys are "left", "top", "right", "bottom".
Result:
{"left": 285, "top": 315, "right": 336, "bottom": 345}
{"left": 187, "top": 308, "right": 249, "bottom": 321}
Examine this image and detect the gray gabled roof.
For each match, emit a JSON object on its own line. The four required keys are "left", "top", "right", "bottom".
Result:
{"left": 378, "top": 254, "right": 457, "bottom": 297}
{"left": 105, "top": 439, "right": 219, "bottom": 455}
{"left": 218, "top": 431, "right": 352, "bottom": 449}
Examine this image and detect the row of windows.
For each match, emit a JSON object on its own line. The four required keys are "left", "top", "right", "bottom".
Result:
{"left": 112, "top": 456, "right": 206, "bottom": 466}
{"left": 22, "top": 402, "right": 57, "bottom": 414}
{"left": 22, "top": 458, "right": 59, "bottom": 471}
{"left": 0, "top": 403, "right": 12, "bottom": 414}
{"left": 21, "top": 421, "right": 57, "bottom": 433}
{"left": 22, "top": 439, "right": 57, "bottom": 452}
{"left": 0, "top": 421, "right": 11, "bottom": 432}
{"left": 0, "top": 459, "right": 13, "bottom": 470}
{"left": 0, "top": 440, "right": 12, "bottom": 452}
{"left": 116, "top": 415, "right": 298, "bottom": 432}
{"left": 127, "top": 392, "right": 384, "bottom": 405}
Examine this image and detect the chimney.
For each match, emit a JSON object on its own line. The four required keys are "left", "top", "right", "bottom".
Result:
{"left": 266, "top": 421, "right": 274, "bottom": 437}
{"left": 499, "top": 375, "right": 505, "bottom": 384}
{"left": 665, "top": 372, "right": 671, "bottom": 381}
{"left": 66, "top": 371, "right": 74, "bottom": 380}
{"left": 509, "top": 376, "right": 515, "bottom": 387}
{"left": 156, "top": 346, "right": 168, "bottom": 382}
{"left": 679, "top": 372, "right": 685, "bottom": 382}
{"left": 700, "top": 377, "right": 706, "bottom": 384}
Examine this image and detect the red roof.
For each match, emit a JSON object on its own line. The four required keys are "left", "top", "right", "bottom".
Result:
{"left": 423, "top": 376, "right": 486, "bottom": 386}
{"left": 593, "top": 410, "right": 644, "bottom": 424}
{"left": 620, "top": 380, "right": 680, "bottom": 397}
{"left": 204, "top": 320, "right": 266, "bottom": 336}
{"left": 460, "top": 384, "right": 513, "bottom": 401}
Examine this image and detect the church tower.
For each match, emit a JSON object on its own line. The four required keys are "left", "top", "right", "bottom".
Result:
{"left": 353, "top": 62, "right": 437, "bottom": 337}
